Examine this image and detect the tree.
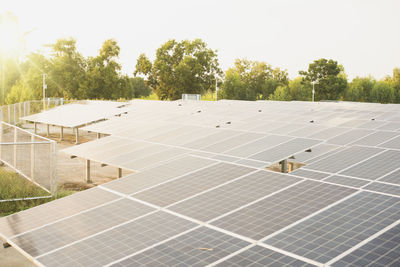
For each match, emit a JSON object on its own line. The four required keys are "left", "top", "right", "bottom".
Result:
{"left": 219, "top": 59, "right": 288, "bottom": 100}
{"left": 50, "top": 38, "right": 86, "bottom": 98}
{"left": 288, "top": 77, "right": 311, "bottom": 101}
{"left": 268, "top": 85, "right": 291, "bottom": 101}
{"left": 131, "top": 77, "right": 151, "bottom": 98}
{"left": 299, "top": 58, "right": 347, "bottom": 100}
{"left": 370, "top": 81, "right": 395, "bottom": 103}
{"left": 344, "top": 76, "right": 375, "bottom": 102}
{"left": 81, "top": 39, "right": 126, "bottom": 99}
{"left": 135, "top": 39, "right": 222, "bottom": 100}
{"left": 5, "top": 52, "right": 52, "bottom": 104}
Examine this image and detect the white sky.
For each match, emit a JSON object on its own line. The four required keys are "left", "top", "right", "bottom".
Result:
{"left": 1, "top": 0, "right": 400, "bottom": 80}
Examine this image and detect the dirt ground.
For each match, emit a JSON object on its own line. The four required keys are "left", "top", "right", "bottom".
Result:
{"left": 24, "top": 123, "right": 133, "bottom": 189}
{"left": 1, "top": 123, "right": 133, "bottom": 266}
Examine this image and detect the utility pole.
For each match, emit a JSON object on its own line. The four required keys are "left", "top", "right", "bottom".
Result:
{"left": 43, "top": 74, "right": 47, "bottom": 111}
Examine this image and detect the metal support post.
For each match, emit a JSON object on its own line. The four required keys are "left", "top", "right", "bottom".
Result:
{"left": 13, "top": 127, "right": 17, "bottom": 167}
{"left": 75, "top": 128, "right": 79, "bottom": 144}
{"left": 97, "top": 132, "right": 101, "bottom": 139}
{"left": 46, "top": 124, "right": 50, "bottom": 136}
{"left": 60, "top": 126, "right": 64, "bottom": 141}
{"left": 13, "top": 104, "right": 16, "bottom": 124}
{"left": 281, "top": 159, "right": 288, "bottom": 173}
{"left": 117, "top": 168, "right": 122, "bottom": 178}
{"left": 86, "top": 159, "right": 91, "bottom": 183}
{"left": 34, "top": 122, "right": 37, "bottom": 134}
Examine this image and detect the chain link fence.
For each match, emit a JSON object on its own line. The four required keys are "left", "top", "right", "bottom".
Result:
{"left": 0, "top": 122, "right": 57, "bottom": 202}
{"left": 0, "top": 98, "right": 67, "bottom": 125}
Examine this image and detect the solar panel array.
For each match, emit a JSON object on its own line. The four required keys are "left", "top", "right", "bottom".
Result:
{"left": 1, "top": 99, "right": 400, "bottom": 267}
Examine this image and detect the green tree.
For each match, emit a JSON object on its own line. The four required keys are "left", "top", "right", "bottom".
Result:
{"left": 49, "top": 38, "right": 86, "bottom": 98}
{"left": 299, "top": 58, "right": 347, "bottom": 100}
{"left": 131, "top": 77, "right": 151, "bottom": 98}
{"left": 370, "top": 81, "right": 395, "bottom": 103}
{"left": 288, "top": 77, "right": 311, "bottom": 101}
{"left": 135, "top": 39, "right": 222, "bottom": 100}
{"left": 344, "top": 76, "right": 375, "bottom": 102}
{"left": 81, "top": 39, "right": 126, "bottom": 99}
{"left": 268, "top": 85, "right": 291, "bottom": 101}
{"left": 219, "top": 59, "right": 288, "bottom": 100}
{"left": 5, "top": 52, "right": 52, "bottom": 104}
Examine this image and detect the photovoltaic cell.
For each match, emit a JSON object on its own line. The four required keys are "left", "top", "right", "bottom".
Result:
{"left": 169, "top": 170, "right": 301, "bottom": 222}
{"left": 250, "top": 138, "right": 321, "bottom": 163}
{"left": 378, "top": 136, "right": 400, "bottom": 149}
{"left": 378, "top": 169, "right": 400, "bottom": 185}
{"left": 290, "top": 169, "right": 330, "bottom": 180}
{"left": 111, "top": 227, "right": 250, "bottom": 267}
{"left": 224, "top": 135, "right": 291, "bottom": 158}
{"left": 264, "top": 192, "right": 400, "bottom": 263}
{"left": 103, "top": 156, "right": 216, "bottom": 195}
{"left": 339, "top": 150, "right": 400, "bottom": 180}
{"left": 350, "top": 131, "right": 399, "bottom": 146}
{"left": 211, "top": 180, "right": 356, "bottom": 240}
{"left": 326, "top": 129, "right": 374, "bottom": 145}
{"left": 323, "top": 175, "right": 370, "bottom": 188}
{"left": 304, "top": 146, "right": 383, "bottom": 174}
{"left": 292, "top": 143, "right": 341, "bottom": 164}
{"left": 133, "top": 163, "right": 255, "bottom": 207}
{"left": 363, "top": 182, "right": 400, "bottom": 196}
{"left": 36, "top": 211, "right": 197, "bottom": 267}
{"left": 216, "top": 245, "right": 316, "bottom": 267}
{"left": 331, "top": 223, "right": 400, "bottom": 267}
{"left": 11, "top": 198, "right": 154, "bottom": 257}
{"left": 201, "top": 132, "right": 264, "bottom": 153}
{"left": 0, "top": 187, "right": 119, "bottom": 237}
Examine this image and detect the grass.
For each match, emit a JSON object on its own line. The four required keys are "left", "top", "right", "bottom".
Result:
{"left": 0, "top": 169, "right": 74, "bottom": 216}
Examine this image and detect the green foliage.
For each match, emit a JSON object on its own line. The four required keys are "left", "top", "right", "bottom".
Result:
{"left": 370, "top": 81, "right": 395, "bottom": 103}
{"left": 0, "top": 169, "right": 74, "bottom": 216}
{"left": 288, "top": 77, "right": 311, "bottom": 101}
{"left": 50, "top": 38, "right": 86, "bottom": 99}
{"left": 219, "top": 59, "right": 288, "bottom": 100}
{"left": 135, "top": 39, "right": 222, "bottom": 100}
{"left": 299, "top": 58, "right": 347, "bottom": 100}
{"left": 344, "top": 76, "right": 375, "bottom": 102}
{"left": 268, "top": 85, "right": 291, "bottom": 101}
{"left": 131, "top": 77, "right": 151, "bottom": 98}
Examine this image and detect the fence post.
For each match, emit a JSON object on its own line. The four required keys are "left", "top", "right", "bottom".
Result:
{"left": 18, "top": 102, "right": 21, "bottom": 123}
{"left": 13, "top": 127, "right": 17, "bottom": 167}
{"left": 8, "top": 105, "right": 10, "bottom": 123}
{"left": 13, "top": 104, "right": 16, "bottom": 125}
{"left": 31, "top": 134, "right": 35, "bottom": 181}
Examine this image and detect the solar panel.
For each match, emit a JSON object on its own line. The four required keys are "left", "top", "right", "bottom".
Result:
{"left": 102, "top": 156, "right": 217, "bottom": 195}
{"left": 211, "top": 181, "right": 356, "bottom": 240}
{"left": 169, "top": 170, "right": 301, "bottom": 222}
{"left": 264, "top": 192, "right": 400, "bottom": 264}
{"left": 330, "top": 223, "right": 400, "bottom": 267}
{"left": 349, "top": 131, "right": 399, "bottom": 146}
{"left": 378, "top": 169, "right": 400, "bottom": 185}
{"left": 290, "top": 169, "right": 330, "bottom": 180}
{"left": 223, "top": 134, "right": 291, "bottom": 158}
{"left": 110, "top": 227, "right": 250, "bottom": 267}
{"left": 363, "top": 182, "right": 400, "bottom": 196}
{"left": 10, "top": 198, "right": 154, "bottom": 257}
{"left": 378, "top": 136, "right": 400, "bottom": 149}
{"left": 215, "top": 245, "right": 315, "bottom": 267}
{"left": 326, "top": 129, "right": 374, "bottom": 145}
{"left": 36, "top": 211, "right": 197, "bottom": 267}
{"left": 133, "top": 163, "right": 255, "bottom": 207}
{"left": 250, "top": 138, "right": 322, "bottom": 163}
{"left": 0, "top": 187, "right": 119, "bottom": 237}
{"left": 339, "top": 150, "right": 400, "bottom": 180}
{"left": 201, "top": 132, "right": 264, "bottom": 153}
{"left": 304, "top": 146, "right": 383, "bottom": 174}
{"left": 323, "top": 175, "right": 370, "bottom": 188}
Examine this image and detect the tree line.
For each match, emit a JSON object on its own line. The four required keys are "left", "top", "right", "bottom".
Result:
{"left": 1, "top": 37, "right": 400, "bottom": 104}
